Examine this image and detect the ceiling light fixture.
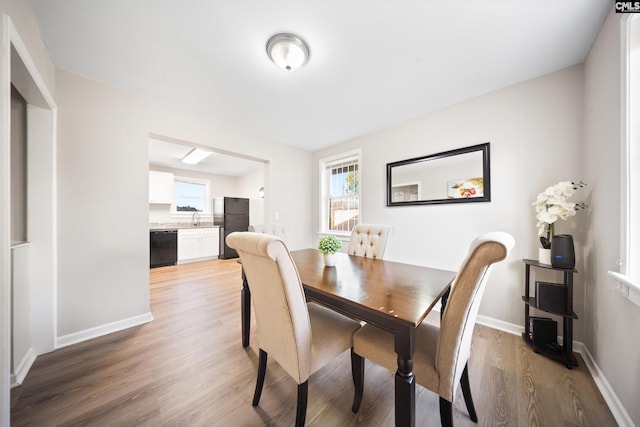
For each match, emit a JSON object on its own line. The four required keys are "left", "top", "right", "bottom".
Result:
{"left": 266, "top": 33, "right": 309, "bottom": 71}
{"left": 182, "top": 148, "right": 212, "bottom": 165}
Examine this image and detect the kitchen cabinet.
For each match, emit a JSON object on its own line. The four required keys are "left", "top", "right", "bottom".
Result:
{"left": 149, "top": 171, "right": 174, "bottom": 204}
{"left": 178, "top": 228, "right": 219, "bottom": 263}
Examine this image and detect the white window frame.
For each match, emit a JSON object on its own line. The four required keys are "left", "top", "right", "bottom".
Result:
{"left": 172, "top": 176, "right": 211, "bottom": 217}
{"left": 609, "top": 14, "right": 640, "bottom": 306}
{"left": 318, "top": 149, "right": 361, "bottom": 237}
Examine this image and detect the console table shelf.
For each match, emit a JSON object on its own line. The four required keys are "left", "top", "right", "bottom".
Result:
{"left": 521, "top": 332, "right": 579, "bottom": 367}
{"left": 522, "top": 258, "right": 578, "bottom": 369}
{"left": 521, "top": 296, "right": 578, "bottom": 319}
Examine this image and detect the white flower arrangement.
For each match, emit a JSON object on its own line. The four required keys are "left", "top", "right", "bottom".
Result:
{"left": 533, "top": 181, "right": 587, "bottom": 249}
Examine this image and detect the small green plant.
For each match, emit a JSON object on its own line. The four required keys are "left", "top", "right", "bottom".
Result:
{"left": 317, "top": 235, "right": 342, "bottom": 254}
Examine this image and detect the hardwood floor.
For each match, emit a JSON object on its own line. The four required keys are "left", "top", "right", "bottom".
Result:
{"left": 11, "top": 259, "right": 616, "bottom": 426}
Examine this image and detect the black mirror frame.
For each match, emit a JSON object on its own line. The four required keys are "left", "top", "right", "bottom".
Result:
{"left": 386, "top": 142, "right": 491, "bottom": 206}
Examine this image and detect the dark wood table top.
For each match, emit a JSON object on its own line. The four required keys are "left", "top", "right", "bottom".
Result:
{"left": 290, "top": 249, "right": 456, "bottom": 331}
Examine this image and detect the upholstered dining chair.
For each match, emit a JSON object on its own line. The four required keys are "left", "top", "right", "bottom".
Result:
{"left": 347, "top": 224, "right": 393, "bottom": 259}
{"left": 226, "top": 232, "right": 363, "bottom": 427}
{"left": 351, "top": 231, "right": 514, "bottom": 427}
{"left": 248, "top": 223, "right": 287, "bottom": 241}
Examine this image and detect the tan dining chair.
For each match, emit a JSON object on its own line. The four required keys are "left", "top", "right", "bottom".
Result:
{"left": 351, "top": 231, "right": 514, "bottom": 427}
{"left": 347, "top": 224, "right": 393, "bottom": 259}
{"left": 226, "top": 232, "right": 363, "bottom": 427}
{"left": 249, "top": 223, "right": 287, "bottom": 241}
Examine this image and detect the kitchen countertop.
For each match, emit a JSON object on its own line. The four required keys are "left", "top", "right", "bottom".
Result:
{"left": 149, "top": 223, "right": 220, "bottom": 231}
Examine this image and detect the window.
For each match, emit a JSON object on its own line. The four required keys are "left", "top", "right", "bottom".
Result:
{"left": 174, "top": 177, "right": 210, "bottom": 214}
{"left": 626, "top": 16, "right": 640, "bottom": 283}
{"left": 609, "top": 15, "right": 640, "bottom": 305}
{"left": 620, "top": 15, "right": 640, "bottom": 281}
{"left": 319, "top": 150, "right": 360, "bottom": 234}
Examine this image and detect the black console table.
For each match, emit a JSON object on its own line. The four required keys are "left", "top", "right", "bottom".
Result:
{"left": 522, "top": 259, "right": 578, "bottom": 368}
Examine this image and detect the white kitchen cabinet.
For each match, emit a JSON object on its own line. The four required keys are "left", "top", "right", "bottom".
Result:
{"left": 178, "top": 227, "right": 219, "bottom": 263}
{"left": 149, "top": 171, "right": 174, "bottom": 204}
{"left": 177, "top": 230, "right": 201, "bottom": 261}
{"left": 200, "top": 229, "right": 219, "bottom": 257}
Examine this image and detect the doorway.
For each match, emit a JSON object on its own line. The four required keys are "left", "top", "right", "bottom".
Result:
{"left": 147, "top": 135, "right": 267, "bottom": 268}
{"left": 4, "top": 34, "right": 57, "bottom": 397}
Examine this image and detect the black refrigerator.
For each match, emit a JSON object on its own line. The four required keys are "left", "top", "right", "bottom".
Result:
{"left": 213, "top": 197, "right": 249, "bottom": 259}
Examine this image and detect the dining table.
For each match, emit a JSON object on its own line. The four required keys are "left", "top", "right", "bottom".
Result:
{"left": 240, "top": 248, "right": 456, "bottom": 427}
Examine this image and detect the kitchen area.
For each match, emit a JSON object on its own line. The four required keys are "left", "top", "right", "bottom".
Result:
{"left": 148, "top": 137, "right": 265, "bottom": 268}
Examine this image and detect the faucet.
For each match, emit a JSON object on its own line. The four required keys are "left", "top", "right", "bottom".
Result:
{"left": 192, "top": 211, "right": 201, "bottom": 227}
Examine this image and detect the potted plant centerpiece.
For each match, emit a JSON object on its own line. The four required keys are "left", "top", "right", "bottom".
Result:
{"left": 533, "top": 181, "right": 587, "bottom": 265}
{"left": 318, "top": 235, "right": 342, "bottom": 267}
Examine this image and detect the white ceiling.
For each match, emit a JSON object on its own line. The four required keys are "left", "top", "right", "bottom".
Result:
{"left": 148, "top": 138, "right": 264, "bottom": 176}
{"left": 29, "top": 0, "right": 610, "bottom": 153}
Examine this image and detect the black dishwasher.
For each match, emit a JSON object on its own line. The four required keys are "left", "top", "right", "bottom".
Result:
{"left": 150, "top": 229, "right": 178, "bottom": 268}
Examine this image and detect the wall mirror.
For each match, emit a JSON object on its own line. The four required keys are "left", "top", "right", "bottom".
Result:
{"left": 386, "top": 142, "right": 490, "bottom": 206}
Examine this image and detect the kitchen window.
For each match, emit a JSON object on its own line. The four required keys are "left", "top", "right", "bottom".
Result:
{"left": 319, "top": 149, "right": 360, "bottom": 234}
{"left": 173, "top": 176, "right": 210, "bottom": 214}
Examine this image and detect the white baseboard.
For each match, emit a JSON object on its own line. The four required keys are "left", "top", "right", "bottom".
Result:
{"left": 476, "top": 315, "right": 634, "bottom": 426}
{"left": 10, "top": 348, "right": 36, "bottom": 388}
{"left": 177, "top": 256, "right": 218, "bottom": 265}
{"left": 476, "top": 314, "right": 523, "bottom": 335}
{"left": 573, "top": 342, "right": 635, "bottom": 427}
{"left": 55, "top": 312, "right": 154, "bottom": 349}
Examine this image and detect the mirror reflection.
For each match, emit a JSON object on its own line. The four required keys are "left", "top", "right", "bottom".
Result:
{"left": 386, "top": 143, "right": 490, "bottom": 206}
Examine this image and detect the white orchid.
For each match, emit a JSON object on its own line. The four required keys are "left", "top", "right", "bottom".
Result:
{"left": 533, "top": 181, "right": 586, "bottom": 248}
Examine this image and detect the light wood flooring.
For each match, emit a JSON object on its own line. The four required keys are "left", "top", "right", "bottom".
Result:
{"left": 11, "top": 259, "right": 616, "bottom": 426}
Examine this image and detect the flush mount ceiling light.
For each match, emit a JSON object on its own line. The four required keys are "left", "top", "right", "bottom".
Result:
{"left": 266, "top": 33, "right": 310, "bottom": 71}
{"left": 182, "top": 148, "right": 212, "bottom": 165}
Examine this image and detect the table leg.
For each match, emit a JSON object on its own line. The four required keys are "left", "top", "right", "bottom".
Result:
{"left": 394, "top": 326, "right": 416, "bottom": 427}
{"left": 241, "top": 267, "right": 251, "bottom": 347}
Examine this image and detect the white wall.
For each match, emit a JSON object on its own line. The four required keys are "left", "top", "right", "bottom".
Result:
{"left": 236, "top": 168, "right": 266, "bottom": 226}
{"left": 313, "top": 65, "right": 586, "bottom": 337}
{"left": 0, "top": 19, "right": 10, "bottom": 422}
{"left": 10, "top": 245, "right": 29, "bottom": 380}
{"left": 148, "top": 166, "right": 240, "bottom": 224}
{"left": 0, "top": 1, "right": 57, "bottom": 424}
{"left": 148, "top": 165, "right": 266, "bottom": 226}
{"left": 0, "top": 0, "right": 55, "bottom": 94}
{"left": 584, "top": 10, "right": 640, "bottom": 425}
{"left": 56, "top": 69, "right": 312, "bottom": 338}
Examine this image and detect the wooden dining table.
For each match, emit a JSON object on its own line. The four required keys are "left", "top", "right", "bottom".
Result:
{"left": 240, "top": 249, "right": 456, "bottom": 427}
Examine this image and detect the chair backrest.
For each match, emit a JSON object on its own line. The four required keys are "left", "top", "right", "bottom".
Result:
{"left": 249, "top": 223, "right": 287, "bottom": 241}
{"left": 347, "top": 224, "right": 393, "bottom": 259}
{"left": 226, "top": 232, "right": 311, "bottom": 384}
{"left": 435, "top": 232, "right": 514, "bottom": 401}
